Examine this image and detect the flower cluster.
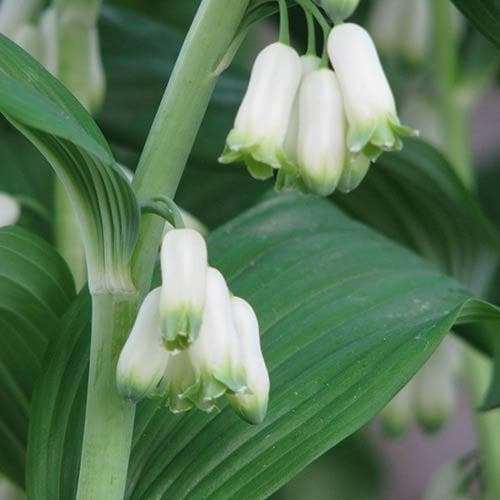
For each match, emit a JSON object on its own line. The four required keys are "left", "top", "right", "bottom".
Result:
{"left": 117, "top": 228, "right": 270, "bottom": 425}
{"left": 380, "top": 337, "right": 462, "bottom": 435}
{"left": 220, "top": 21, "right": 417, "bottom": 196}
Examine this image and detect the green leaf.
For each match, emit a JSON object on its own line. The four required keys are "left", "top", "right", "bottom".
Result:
{"left": 333, "top": 139, "right": 500, "bottom": 355}
{"left": 27, "top": 194, "right": 500, "bottom": 498}
{"left": 451, "top": 0, "right": 500, "bottom": 48}
{"left": 0, "top": 226, "right": 75, "bottom": 487}
{"left": 0, "top": 34, "right": 139, "bottom": 293}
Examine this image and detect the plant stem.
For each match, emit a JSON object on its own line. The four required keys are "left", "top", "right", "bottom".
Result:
{"left": 431, "top": 0, "right": 474, "bottom": 189}
{"left": 77, "top": 2, "right": 251, "bottom": 498}
{"left": 76, "top": 293, "right": 137, "bottom": 500}
{"left": 131, "top": 0, "right": 251, "bottom": 295}
{"left": 278, "top": 0, "right": 290, "bottom": 45}
{"left": 464, "top": 349, "right": 500, "bottom": 500}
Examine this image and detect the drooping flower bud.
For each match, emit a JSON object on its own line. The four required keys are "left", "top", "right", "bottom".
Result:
{"left": 227, "top": 297, "right": 269, "bottom": 425}
{"left": 187, "top": 267, "right": 246, "bottom": 408}
{"left": 380, "top": 336, "right": 462, "bottom": 435}
{"left": 0, "top": 0, "right": 41, "bottom": 37}
{"left": 116, "top": 288, "right": 169, "bottom": 403}
{"left": 296, "top": 68, "right": 347, "bottom": 196}
{"left": 0, "top": 193, "right": 20, "bottom": 227}
{"left": 160, "top": 228, "right": 208, "bottom": 351}
{"left": 283, "top": 55, "right": 322, "bottom": 167}
{"left": 219, "top": 42, "right": 302, "bottom": 177}
{"left": 316, "top": 0, "right": 360, "bottom": 22}
{"left": 368, "top": 0, "right": 430, "bottom": 64}
{"left": 328, "top": 23, "right": 417, "bottom": 160}
{"left": 380, "top": 383, "right": 412, "bottom": 437}
{"left": 413, "top": 337, "right": 461, "bottom": 432}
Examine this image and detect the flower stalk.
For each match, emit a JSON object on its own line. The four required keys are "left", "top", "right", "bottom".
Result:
{"left": 77, "top": 1, "right": 251, "bottom": 498}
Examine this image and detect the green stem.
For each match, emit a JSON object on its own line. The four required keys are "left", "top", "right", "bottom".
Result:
{"left": 305, "top": 8, "right": 316, "bottom": 55}
{"left": 76, "top": 293, "right": 137, "bottom": 500}
{"left": 131, "top": 0, "right": 251, "bottom": 295}
{"left": 77, "top": 3, "right": 250, "bottom": 498}
{"left": 431, "top": 0, "right": 474, "bottom": 189}
{"left": 278, "top": 0, "right": 290, "bottom": 44}
{"left": 464, "top": 349, "right": 500, "bottom": 500}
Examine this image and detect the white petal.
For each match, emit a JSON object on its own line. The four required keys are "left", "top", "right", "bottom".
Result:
{"left": 116, "top": 288, "right": 169, "bottom": 403}
{"left": 189, "top": 267, "right": 245, "bottom": 401}
{"left": 297, "top": 69, "right": 346, "bottom": 196}
{"left": 227, "top": 296, "right": 269, "bottom": 425}
{"left": 283, "top": 54, "right": 321, "bottom": 166}
{"left": 160, "top": 228, "right": 207, "bottom": 350}
{"left": 221, "top": 42, "right": 302, "bottom": 168}
{"left": 328, "top": 23, "right": 397, "bottom": 151}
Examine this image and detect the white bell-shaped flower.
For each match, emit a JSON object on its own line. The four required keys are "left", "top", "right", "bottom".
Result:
{"left": 187, "top": 267, "right": 246, "bottom": 408}
{"left": 316, "top": 0, "right": 360, "bottom": 22}
{"left": 116, "top": 288, "right": 170, "bottom": 403}
{"left": 219, "top": 42, "right": 302, "bottom": 177}
{"left": 0, "top": 193, "right": 20, "bottom": 227}
{"left": 328, "top": 23, "right": 417, "bottom": 159}
{"left": 380, "top": 336, "right": 461, "bottom": 435}
{"left": 161, "top": 350, "right": 198, "bottom": 413}
{"left": 160, "top": 228, "right": 208, "bottom": 351}
{"left": 380, "top": 382, "right": 412, "bottom": 437}
{"left": 413, "top": 337, "right": 461, "bottom": 432}
{"left": 283, "top": 54, "right": 322, "bottom": 167}
{"left": 227, "top": 297, "right": 270, "bottom": 425}
{"left": 297, "top": 69, "right": 346, "bottom": 196}
{"left": 0, "top": 0, "right": 41, "bottom": 37}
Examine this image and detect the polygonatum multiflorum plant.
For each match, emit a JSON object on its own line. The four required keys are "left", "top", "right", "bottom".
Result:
{"left": 1, "top": 0, "right": 500, "bottom": 499}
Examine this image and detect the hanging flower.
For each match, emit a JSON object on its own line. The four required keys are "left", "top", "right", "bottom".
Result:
{"left": 296, "top": 68, "right": 347, "bottom": 196}
{"left": 159, "top": 228, "right": 208, "bottom": 351}
{"left": 219, "top": 42, "right": 302, "bottom": 178}
{"left": 187, "top": 267, "right": 247, "bottom": 408}
{"left": 328, "top": 23, "right": 417, "bottom": 161}
{"left": 227, "top": 296, "right": 270, "bottom": 425}
{"left": 116, "top": 288, "right": 169, "bottom": 403}
{"left": 381, "top": 337, "right": 462, "bottom": 435}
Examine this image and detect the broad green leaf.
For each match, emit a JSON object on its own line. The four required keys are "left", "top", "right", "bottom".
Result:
{"left": 27, "top": 194, "right": 500, "bottom": 498}
{"left": 333, "top": 139, "right": 500, "bottom": 354}
{"left": 0, "top": 226, "right": 75, "bottom": 487}
{"left": 451, "top": 0, "right": 500, "bottom": 48}
{"left": 0, "top": 34, "right": 139, "bottom": 293}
